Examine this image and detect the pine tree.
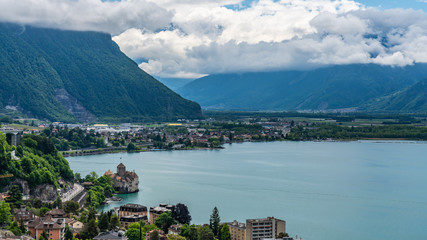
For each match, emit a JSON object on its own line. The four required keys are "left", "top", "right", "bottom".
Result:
{"left": 98, "top": 212, "right": 110, "bottom": 232}
{"left": 209, "top": 207, "right": 220, "bottom": 237}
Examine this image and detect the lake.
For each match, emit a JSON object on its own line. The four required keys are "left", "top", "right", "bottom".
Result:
{"left": 67, "top": 141, "right": 427, "bottom": 240}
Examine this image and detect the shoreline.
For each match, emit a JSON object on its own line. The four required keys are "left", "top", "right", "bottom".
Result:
{"left": 62, "top": 138, "right": 426, "bottom": 157}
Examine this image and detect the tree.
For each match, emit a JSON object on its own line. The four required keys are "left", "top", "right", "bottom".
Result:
{"left": 219, "top": 224, "right": 231, "bottom": 240}
{"left": 39, "top": 231, "right": 49, "bottom": 240}
{"left": 188, "top": 225, "right": 198, "bottom": 240}
{"left": 168, "top": 234, "right": 186, "bottom": 240}
{"left": 109, "top": 214, "right": 120, "bottom": 230}
{"left": 172, "top": 203, "right": 191, "bottom": 225}
{"left": 209, "top": 207, "right": 220, "bottom": 237}
{"left": 98, "top": 212, "right": 110, "bottom": 232}
{"left": 199, "top": 226, "right": 214, "bottom": 240}
{"left": 65, "top": 225, "right": 74, "bottom": 240}
{"left": 53, "top": 196, "right": 63, "bottom": 209}
{"left": 151, "top": 230, "right": 160, "bottom": 240}
{"left": 64, "top": 200, "right": 80, "bottom": 214}
{"left": 81, "top": 219, "right": 99, "bottom": 240}
{"left": 7, "top": 221, "right": 22, "bottom": 236}
{"left": 39, "top": 207, "right": 51, "bottom": 217}
{"left": 127, "top": 142, "right": 137, "bottom": 152}
{"left": 155, "top": 211, "right": 176, "bottom": 233}
{"left": 277, "top": 232, "right": 289, "bottom": 238}
{"left": 126, "top": 227, "right": 141, "bottom": 240}
{"left": 5, "top": 185, "right": 23, "bottom": 209}
{"left": 0, "top": 201, "right": 12, "bottom": 226}
{"left": 179, "top": 224, "right": 190, "bottom": 238}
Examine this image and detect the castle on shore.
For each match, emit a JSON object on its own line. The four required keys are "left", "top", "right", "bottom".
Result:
{"left": 104, "top": 163, "right": 139, "bottom": 194}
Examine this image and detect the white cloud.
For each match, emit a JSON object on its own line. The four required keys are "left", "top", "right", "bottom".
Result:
{"left": 0, "top": 0, "right": 172, "bottom": 34}
{"left": 3, "top": 0, "right": 427, "bottom": 78}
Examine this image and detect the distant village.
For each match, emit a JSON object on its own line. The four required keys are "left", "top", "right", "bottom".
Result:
{"left": 1, "top": 117, "right": 314, "bottom": 156}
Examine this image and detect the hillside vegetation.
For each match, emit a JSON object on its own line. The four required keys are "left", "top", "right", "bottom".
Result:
{"left": 177, "top": 64, "right": 427, "bottom": 112}
{"left": 364, "top": 78, "right": 427, "bottom": 112}
{"left": 0, "top": 132, "right": 73, "bottom": 190}
{"left": 0, "top": 23, "right": 202, "bottom": 122}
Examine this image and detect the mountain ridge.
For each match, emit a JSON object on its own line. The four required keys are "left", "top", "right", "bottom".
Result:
{"left": 177, "top": 64, "right": 427, "bottom": 112}
{"left": 0, "top": 23, "right": 202, "bottom": 122}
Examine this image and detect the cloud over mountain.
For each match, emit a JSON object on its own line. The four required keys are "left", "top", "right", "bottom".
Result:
{"left": 3, "top": 0, "right": 427, "bottom": 78}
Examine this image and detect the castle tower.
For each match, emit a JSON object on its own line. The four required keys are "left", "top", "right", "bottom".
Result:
{"left": 117, "top": 163, "right": 126, "bottom": 176}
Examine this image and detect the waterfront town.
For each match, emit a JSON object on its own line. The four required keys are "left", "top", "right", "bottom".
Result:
{"left": 0, "top": 118, "right": 296, "bottom": 156}
{"left": 0, "top": 162, "right": 302, "bottom": 240}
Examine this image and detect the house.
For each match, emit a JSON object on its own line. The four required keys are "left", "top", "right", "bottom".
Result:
{"left": 168, "top": 224, "right": 184, "bottom": 235}
{"left": 14, "top": 205, "right": 35, "bottom": 225}
{"left": 65, "top": 218, "right": 83, "bottom": 233}
{"left": 119, "top": 204, "right": 148, "bottom": 229}
{"left": 28, "top": 216, "right": 65, "bottom": 240}
{"left": 148, "top": 204, "right": 175, "bottom": 224}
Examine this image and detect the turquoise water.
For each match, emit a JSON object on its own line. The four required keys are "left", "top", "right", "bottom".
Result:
{"left": 67, "top": 141, "right": 427, "bottom": 240}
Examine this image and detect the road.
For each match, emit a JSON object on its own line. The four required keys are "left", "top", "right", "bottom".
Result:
{"left": 61, "top": 183, "right": 84, "bottom": 202}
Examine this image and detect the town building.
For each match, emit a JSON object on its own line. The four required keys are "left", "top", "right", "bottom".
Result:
{"left": 65, "top": 218, "right": 83, "bottom": 233}
{"left": 119, "top": 204, "right": 148, "bottom": 229}
{"left": 14, "top": 205, "right": 35, "bottom": 225}
{"left": 148, "top": 204, "right": 175, "bottom": 224}
{"left": 119, "top": 204, "right": 148, "bottom": 217}
{"left": 227, "top": 220, "right": 246, "bottom": 240}
{"left": 245, "top": 217, "right": 286, "bottom": 240}
{"left": 93, "top": 230, "right": 128, "bottom": 240}
{"left": 168, "top": 224, "right": 184, "bottom": 235}
{"left": 104, "top": 163, "right": 139, "bottom": 193}
{"left": 28, "top": 216, "right": 65, "bottom": 240}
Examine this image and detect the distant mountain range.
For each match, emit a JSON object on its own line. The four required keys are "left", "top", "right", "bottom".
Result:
{"left": 0, "top": 23, "right": 201, "bottom": 122}
{"left": 363, "top": 78, "right": 427, "bottom": 112}
{"left": 177, "top": 64, "right": 427, "bottom": 113}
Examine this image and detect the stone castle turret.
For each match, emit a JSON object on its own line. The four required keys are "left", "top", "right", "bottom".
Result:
{"left": 117, "top": 163, "right": 126, "bottom": 176}
{"left": 105, "top": 163, "right": 139, "bottom": 194}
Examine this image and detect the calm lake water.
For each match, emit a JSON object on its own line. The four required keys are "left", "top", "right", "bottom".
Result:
{"left": 67, "top": 141, "right": 427, "bottom": 240}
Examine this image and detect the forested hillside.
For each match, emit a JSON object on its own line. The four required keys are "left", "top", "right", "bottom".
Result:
{"left": 0, "top": 132, "right": 73, "bottom": 190}
{"left": 364, "top": 78, "right": 427, "bottom": 112}
{"left": 177, "top": 64, "right": 427, "bottom": 112}
{"left": 0, "top": 23, "right": 202, "bottom": 122}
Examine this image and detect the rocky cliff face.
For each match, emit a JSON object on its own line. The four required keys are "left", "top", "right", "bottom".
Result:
{"left": 7, "top": 179, "right": 58, "bottom": 202}
{"left": 55, "top": 88, "right": 97, "bottom": 122}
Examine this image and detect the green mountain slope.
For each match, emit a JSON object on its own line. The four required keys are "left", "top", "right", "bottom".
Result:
{"left": 0, "top": 23, "right": 202, "bottom": 122}
{"left": 177, "top": 64, "right": 427, "bottom": 111}
{"left": 365, "top": 78, "right": 427, "bottom": 112}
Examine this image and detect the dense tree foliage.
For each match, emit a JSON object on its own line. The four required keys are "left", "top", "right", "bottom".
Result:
{"left": 0, "top": 132, "right": 74, "bottom": 190}
{"left": 64, "top": 200, "right": 80, "bottom": 215}
{"left": 0, "top": 201, "right": 12, "bottom": 225}
{"left": 286, "top": 124, "right": 427, "bottom": 141}
{"left": 219, "top": 224, "right": 231, "bottom": 240}
{"left": 5, "top": 185, "right": 23, "bottom": 209}
{"left": 173, "top": 203, "right": 192, "bottom": 225}
{"left": 85, "top": 174, "right": 115, "bottom": 208}
{"left": 126, "top": 222, "right": 158, "bottom": 240}
{"left": 155, "top": 211, "right": 177, "bottom": 233}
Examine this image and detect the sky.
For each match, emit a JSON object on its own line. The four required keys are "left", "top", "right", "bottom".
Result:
{"left": 2, "top": 0, "right": 427, "bottom": 79}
